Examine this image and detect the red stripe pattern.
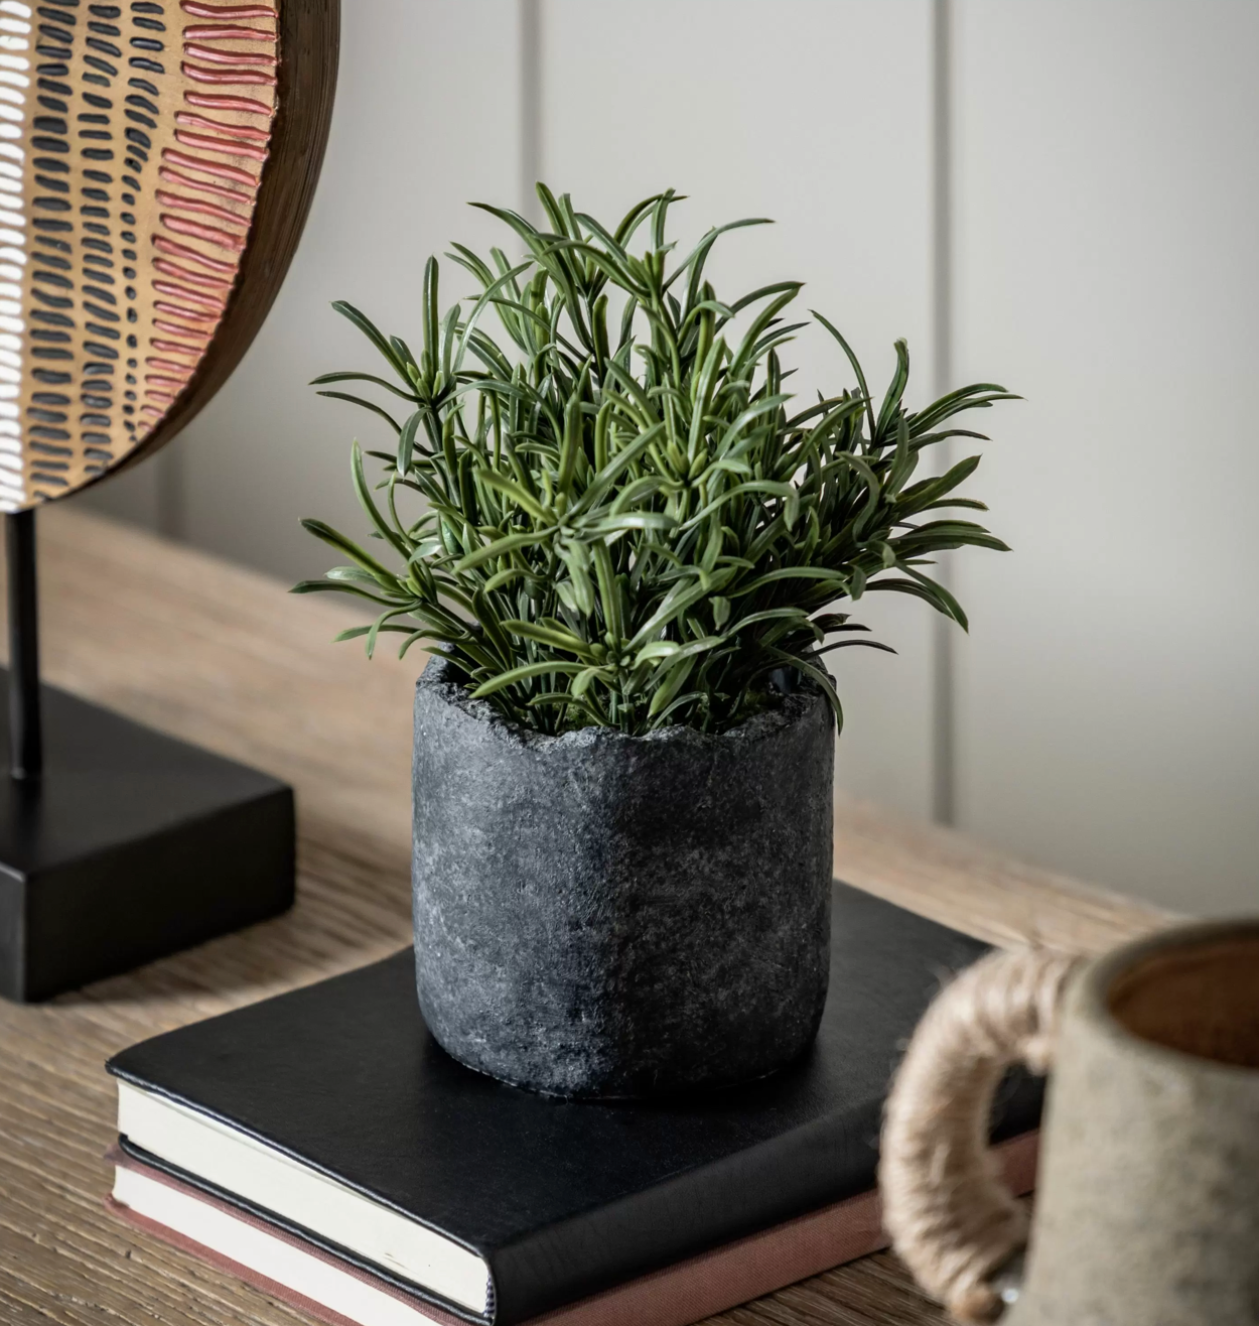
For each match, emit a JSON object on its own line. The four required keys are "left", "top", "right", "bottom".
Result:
{"left": 141, "top": 0, "right": 279, "bottom": 427}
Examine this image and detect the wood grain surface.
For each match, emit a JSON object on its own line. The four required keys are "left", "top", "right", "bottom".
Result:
{"left": 0, "top": 506, "right": 1175, "bottom": 1326}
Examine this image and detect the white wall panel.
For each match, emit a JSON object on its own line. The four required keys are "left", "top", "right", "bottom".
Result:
{"left": 542, "top": 0, "right": 940, "bottom": 817}
{"left": 74, "top": 2, "right": 1259, "bottom": 912}
{"left": 166, "top": 0, "right": 523, "bottom": 584}
{"left": 952, "top": 2, "right": 1259, "bottom": 912}
{"left": 73, "top": 454, "right": 164, "bottom": 530}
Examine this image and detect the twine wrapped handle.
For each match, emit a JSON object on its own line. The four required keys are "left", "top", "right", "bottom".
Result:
{"left": 879, "top": 949, "right": 1082, "bottom": 1324}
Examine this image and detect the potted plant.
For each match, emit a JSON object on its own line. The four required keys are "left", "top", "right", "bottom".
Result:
{"left": 296, "top": 187, "right": 1014, "bottom": 1099}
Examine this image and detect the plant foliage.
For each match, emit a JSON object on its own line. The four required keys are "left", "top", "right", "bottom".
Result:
{"left": 296, "top": 187, "right": 1015, "bottom": 736}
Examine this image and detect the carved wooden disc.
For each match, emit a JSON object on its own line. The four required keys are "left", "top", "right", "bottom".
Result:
{"left": 0, "top": 0, "right": 338, "bottom": 510}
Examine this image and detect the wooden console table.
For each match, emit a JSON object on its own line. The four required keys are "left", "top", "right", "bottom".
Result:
{"left": 0, "top": 507, "right": 1172, "bottom": 1326}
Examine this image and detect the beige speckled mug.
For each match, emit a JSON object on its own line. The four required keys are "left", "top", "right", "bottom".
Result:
{"left": 881, "top": 921, "right": 1259, "bottom": 1324}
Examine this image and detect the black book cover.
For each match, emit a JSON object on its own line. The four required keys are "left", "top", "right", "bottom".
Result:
{"left": 107, "top": 883, "right": 1042, "bottom": 1325}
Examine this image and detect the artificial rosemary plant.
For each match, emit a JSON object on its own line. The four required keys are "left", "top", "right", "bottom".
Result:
{"left": 296, "top": 187, "right": 1015, "bottom": 736}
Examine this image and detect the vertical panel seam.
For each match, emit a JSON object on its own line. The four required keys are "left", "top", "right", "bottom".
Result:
{"left": 931, "top": 0, "right": 956, "bottom": 825}
{"left": 519, "top": 0, "right": 542, "bottom": 224}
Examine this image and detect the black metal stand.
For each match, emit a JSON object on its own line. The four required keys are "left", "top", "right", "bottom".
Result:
{"left": 0, "top": 511, "right": 296, "bottom": 1002}
{"left": 7, "top": 511, "right": 41, "bottom": 782}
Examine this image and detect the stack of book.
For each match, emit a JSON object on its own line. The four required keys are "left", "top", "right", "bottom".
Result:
{"left": 105, "top": 884, "right": 1041, "bottom": 1326}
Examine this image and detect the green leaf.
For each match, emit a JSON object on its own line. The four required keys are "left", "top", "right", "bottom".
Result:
{"left": 502, "top": 618, "right": 599, "bottom": 661}
{"left": 728, "top": 606, "right": 812, "bottom": 632}
{"left": 584, "top": 512, "right": 677, "bottom": 537}
{"left": 351, "top": 443, "right": 411, "bottom": 560}
{"left": 627, "top": 570, "right": 732, "bottom": 650}
{"left": 452, "top": 526, "right": 555, "bottom": 573}
{"left": 397, "top": 410, "right": 425, "bottom": 475}
{"left": 299, "top": 517, "right": 400, "bottom": 586}
{"left": 647, "top": 652, "right": 697, "bottom": 717}
{"left": 866, "top": 572, "right": 970, "bottom": 630}
{"left": 310, "top": 371, "right": 420, "bottom": 402}
{"left": 557, "top": 389, "right": 583, "bottom": 495}
{"left": 290, "top": 578, "right": 397, "bottom": 606}
{"left": 470, "top": 660, "right": 587, "bottom": 698}
{"left": 478, "top": 470, "right": 553, "bottom": 523}
{"left": 730, "top": 566, "right": 850, "bottom": 597}
{"left": 909, "top": 384, "right": 1020, "bottom": 436}
{"left": 813, "top": 310, "right": 875, "bottom": 440}
{"left": 875, "top": 339, "right": 910, "bottom": 442}
{"left": 303, "top": 187, "right": 1013, "bottom": 736}
{"left": 315, "top": 391, "right": 402, "bottom": 435}
{"left": 330, "top": 300, "right": 410, "bottom": 380}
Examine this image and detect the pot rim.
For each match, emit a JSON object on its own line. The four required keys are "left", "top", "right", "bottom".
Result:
{"left": 1076, "top": 917, "right": 1259, "bottom": 1083}
{"left": 416, "top": 654, "right": 832, "bottom": 752}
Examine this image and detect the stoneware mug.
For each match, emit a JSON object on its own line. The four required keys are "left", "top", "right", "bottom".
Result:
{"left": 880, "top": 920, "right": 1259, "bottom": 1324}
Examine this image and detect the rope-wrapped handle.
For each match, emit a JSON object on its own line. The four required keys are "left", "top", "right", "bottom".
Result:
{"left": 880, "top": 949, "right": 1082, "bottom": 1324}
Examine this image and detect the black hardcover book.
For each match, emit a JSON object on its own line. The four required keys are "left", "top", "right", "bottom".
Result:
{"left": 107, "top": 883, "right": 1042, "bottom": 1326}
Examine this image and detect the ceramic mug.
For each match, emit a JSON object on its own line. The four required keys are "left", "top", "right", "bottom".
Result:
{"left": 880, "top": 921, "right": 1259, "bottom": 1324}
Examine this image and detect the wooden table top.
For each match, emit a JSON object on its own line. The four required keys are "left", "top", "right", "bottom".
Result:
{"left": 0, "top": 507, "right": 1173, "bottom": 1326}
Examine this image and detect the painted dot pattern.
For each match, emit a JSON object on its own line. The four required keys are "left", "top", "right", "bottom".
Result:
{"left": 0, "top": 0, "right": 278, "bottom": 510}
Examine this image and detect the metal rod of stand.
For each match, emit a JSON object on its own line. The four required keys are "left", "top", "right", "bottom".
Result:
{"left": 6, "top": 510, "right": 41, "bottom": 780}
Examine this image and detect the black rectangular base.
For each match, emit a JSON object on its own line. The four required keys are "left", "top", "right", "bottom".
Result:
{"left": 0, "top": 673, "right": 295, "bottom": 1002}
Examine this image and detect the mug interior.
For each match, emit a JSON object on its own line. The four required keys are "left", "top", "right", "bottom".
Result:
{"left": 1107, "top": 931, "right": 1259, "bottom": 1069}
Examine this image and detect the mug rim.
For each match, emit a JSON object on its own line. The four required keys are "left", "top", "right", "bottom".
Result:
{"left": 1079, "top": 917, "right": 1259, "bottom": 1079}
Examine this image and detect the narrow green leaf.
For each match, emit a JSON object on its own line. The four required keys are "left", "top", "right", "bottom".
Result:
{"left": 452, "top": 526, "right": 555, "bottom": 573}
{"left": 315, "top": 391, "right": 402, "bottom": 435}
{"left": 470, "top": 660, "right": 586, "bottom": 698}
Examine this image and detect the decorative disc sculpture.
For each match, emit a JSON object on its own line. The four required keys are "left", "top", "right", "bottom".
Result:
{"left": 0, "top": 0, "right": 336, "bottom": 500}
{"left": 0, "top": 0, "right": 339, "bottom": 1001}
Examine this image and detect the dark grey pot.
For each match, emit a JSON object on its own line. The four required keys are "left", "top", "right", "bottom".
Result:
{"left": 412, "top": 657, "right": 834, "bottom": 1099}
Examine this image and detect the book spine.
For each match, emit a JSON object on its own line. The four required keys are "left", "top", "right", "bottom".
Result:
{"left": 515, "top": 1132, "right": 1038, "bottom": 1326}
{"left": 489, "top": 1108, "right": 879, "bottom": 1322}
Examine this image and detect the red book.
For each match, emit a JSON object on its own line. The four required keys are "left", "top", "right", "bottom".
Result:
{"left": 108, "top": 1137, "right": 1037, "bottom": 1326}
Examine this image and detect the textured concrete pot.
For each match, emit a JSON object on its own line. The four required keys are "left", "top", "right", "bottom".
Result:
{"left": 412, "top": 657, "right": 834, "bottom": 1098}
